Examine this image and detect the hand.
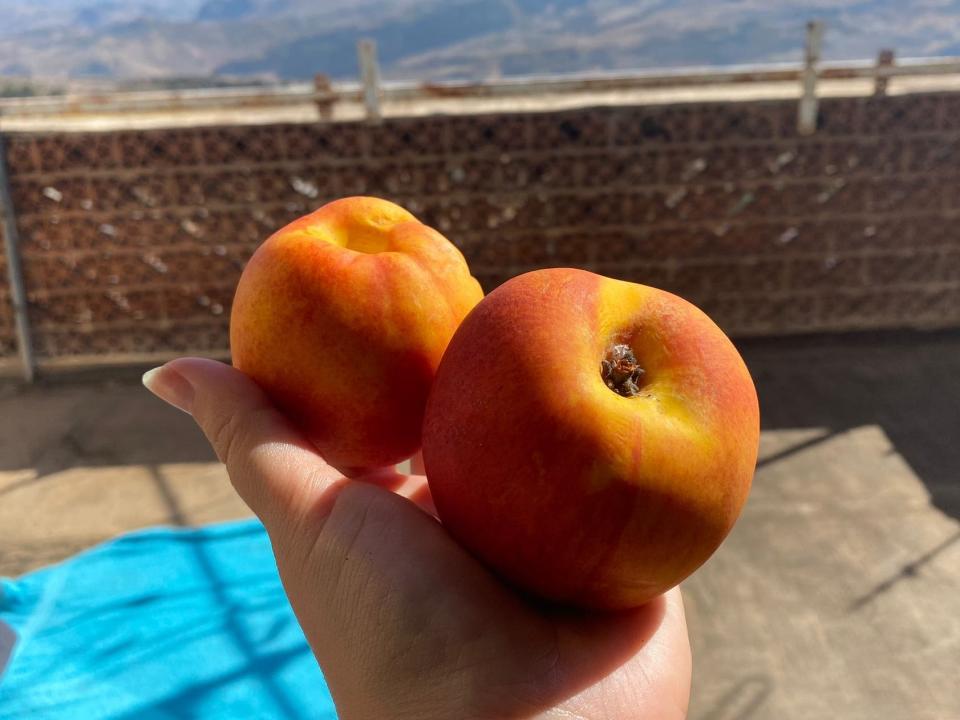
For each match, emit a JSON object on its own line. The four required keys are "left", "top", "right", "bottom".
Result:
{"left": 144, "top": 358, "right": 692, "bottom": 720}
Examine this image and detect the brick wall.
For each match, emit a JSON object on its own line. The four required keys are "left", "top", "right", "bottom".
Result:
{"left": 1, "top": 92, "right": 958, "bottom": 365}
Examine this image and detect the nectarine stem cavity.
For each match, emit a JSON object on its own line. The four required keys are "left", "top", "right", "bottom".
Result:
{"left": 602, "top": 344, "right": 645, "bottom": 397}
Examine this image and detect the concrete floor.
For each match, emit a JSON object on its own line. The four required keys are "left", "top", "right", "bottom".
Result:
{"left": 1, "top": 332, "right": 958, "bottom": 719}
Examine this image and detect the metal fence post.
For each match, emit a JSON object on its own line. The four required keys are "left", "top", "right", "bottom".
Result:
{"left": 0, "top": 133, "right": 36, "bottom": 382}
{"left": 797, "top": 21, "right": 825, "bottom": 135}
{"left": 357, "top": 39, "right": 382, "bottom": 121}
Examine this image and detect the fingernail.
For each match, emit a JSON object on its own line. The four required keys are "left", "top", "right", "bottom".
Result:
{"left": 142, "top": 364, "right": 195, "bottom": 414}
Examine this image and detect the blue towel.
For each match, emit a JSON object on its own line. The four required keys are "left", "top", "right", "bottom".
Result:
{"left": 0, "top": 520, "right": 337, "bottom": 719}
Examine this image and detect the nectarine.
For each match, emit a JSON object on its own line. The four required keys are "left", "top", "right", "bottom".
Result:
{"left": 422, "top": 268, "right": 759, "bottom": 609}
{"left": 231, "top": 196, "right": 483, "bottom": 471}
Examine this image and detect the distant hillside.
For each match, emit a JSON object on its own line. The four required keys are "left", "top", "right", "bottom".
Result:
{"left": 0, "top": 0, "right": 959, "bottom": 84}
{"left": 218, "top": 1, "right": 514, "bottom": 78}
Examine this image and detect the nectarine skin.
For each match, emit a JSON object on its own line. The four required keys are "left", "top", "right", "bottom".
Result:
{"left": 422, "top": 268, "right": 759, "bottom": 609}
{"left": 231, "top": 197, "right": 483, "bottom": 470}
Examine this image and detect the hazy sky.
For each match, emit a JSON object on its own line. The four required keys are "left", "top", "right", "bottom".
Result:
{"left": 2, "top": 1, "right": 959, "bottom": 82}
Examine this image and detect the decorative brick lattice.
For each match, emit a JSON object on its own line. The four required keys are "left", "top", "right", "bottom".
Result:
{"left": 1, "top": 91, "right": 960, "bottom": 363}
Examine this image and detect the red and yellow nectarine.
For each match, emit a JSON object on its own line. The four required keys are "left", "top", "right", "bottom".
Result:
{"left": 231, "top": 196, "right": 483, "bottom": 471}
{"left": 422, "top": 268, "right": 759, "bottom": 609}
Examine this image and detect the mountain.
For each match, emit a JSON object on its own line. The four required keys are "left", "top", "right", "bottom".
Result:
{"left": 0, "top": 0, "right": 959, "bottom": 84}
{"left": 217, "top": 1, "right": 515, "bottom": 78}
{"left": 195, "top": 0, "right": 256, "bottom": 21}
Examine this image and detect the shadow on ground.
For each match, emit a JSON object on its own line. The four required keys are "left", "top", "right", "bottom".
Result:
{"left": 742, "top": 329, "right": 960, "bottom": 523}
{"left": 5, "top": 331, "right": 957, "bottom": 517}
{"left": 0, "top": 364, "right": 216, "bottom": 483}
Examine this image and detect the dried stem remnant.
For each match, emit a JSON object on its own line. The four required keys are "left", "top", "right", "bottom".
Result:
{"left": 601, "top": 344, "right": 645, "bottom": 397}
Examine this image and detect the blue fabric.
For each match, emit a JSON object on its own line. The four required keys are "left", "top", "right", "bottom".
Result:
{"left": 0, "top": 520, "right": 337, "bottom": 719}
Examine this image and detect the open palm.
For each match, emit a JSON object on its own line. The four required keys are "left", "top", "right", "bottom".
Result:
{"left": 144, "top": 358, "right": 691, "bottom": 720}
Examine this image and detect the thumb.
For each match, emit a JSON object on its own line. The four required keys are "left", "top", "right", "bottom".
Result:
{"left": 142, "top": 357, "right": 342, "bottom": 533}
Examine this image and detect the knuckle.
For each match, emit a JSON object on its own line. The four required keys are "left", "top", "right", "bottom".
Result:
{"left": 308, "top": 485, "right": 381, "bottom": 587}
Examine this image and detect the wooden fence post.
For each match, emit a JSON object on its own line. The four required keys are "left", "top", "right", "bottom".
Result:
{"left": 0, "top": 133, "right": 35, "bottom": 382}
{"left": 313, "top": 74, "right": 335, "bottom": 120}
{"left": 875, "top": 49, "right": 895, "bottom": 96}
{"left": 357, "top": 39, "right": 382, "bottom": 122}
{"left": 798, "top": 21, "right": 825, "bottom": 135}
